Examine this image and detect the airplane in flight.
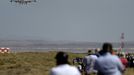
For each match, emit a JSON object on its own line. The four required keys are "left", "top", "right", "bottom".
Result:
{"left": 10, "top": 0, "right": 36, "bottom": 4}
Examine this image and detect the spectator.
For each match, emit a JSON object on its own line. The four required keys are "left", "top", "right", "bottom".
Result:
{"left": 73, "top": 57, "right": 84, "bottom": 73}
{"left": 94, "top": 42, "right": 125, "bottom": 75}
{"left": 94, "top": 48, "right": 101, "bottom": 57}
{"left": 129, "top": 54, "right": 134, "bottom": 68}
{"left": 83, "top": 50, "right": 98, "bottom": 75}
{"left": 126, "top": 53, "right": 131, "bottom": 67}
{"left": 119, "top": 53, "right": 128, "bottom": 69}
{"left": 50, "top": 51, "right": 81, "bottom": 75}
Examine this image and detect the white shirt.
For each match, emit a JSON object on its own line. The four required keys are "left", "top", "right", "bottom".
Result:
{"left": 83, "top": 54, "right": 98, "bottom": 74}
{"left": 50, "top": 64, "right": 81, "bottom": 75}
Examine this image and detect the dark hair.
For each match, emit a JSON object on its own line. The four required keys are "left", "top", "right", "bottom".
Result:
{"left": 55, "top": 52, "right": 69, "bottom": 65}
{"left": 102, "top": 42, "right": 113, "bottom": 53}
{"left": 88, "top": 50, "right": 92, "bottom": 55}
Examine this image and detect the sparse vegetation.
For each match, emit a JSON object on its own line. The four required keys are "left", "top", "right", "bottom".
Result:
{"left": 0, "top": 52, "right": 133, "bottom": 75}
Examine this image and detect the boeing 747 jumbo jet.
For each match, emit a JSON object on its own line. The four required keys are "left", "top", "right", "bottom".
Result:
{"left": 10, "top": 0, "right": 36, "bottom": 4}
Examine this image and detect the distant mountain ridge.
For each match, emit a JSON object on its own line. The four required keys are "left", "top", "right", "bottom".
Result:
{"left": 0, "top": 39, "right": 134, "bottom": 48}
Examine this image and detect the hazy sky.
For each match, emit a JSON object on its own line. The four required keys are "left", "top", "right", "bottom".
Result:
{"left": 0, "top": 0, "right": 134, "bottom": 42}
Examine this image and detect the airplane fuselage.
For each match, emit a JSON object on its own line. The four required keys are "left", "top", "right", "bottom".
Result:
{"left": 10, "top": 0, "right": 36, "bottom": 4}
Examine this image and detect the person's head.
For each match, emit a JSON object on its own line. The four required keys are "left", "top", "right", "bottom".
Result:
{"left": 102, "top": 42, "right": 113, "bottom": 54}
{"left": 120, "top": 52, "right": 126, "bottom": 58}
{"left": 88, "top": 50, "right": 92, "bottom": 55}
{"left": 55, "top": 51, "right": 69, "bottom": 65}
{"left": 95, "top": 48, "right": 100, "bottom": 54}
